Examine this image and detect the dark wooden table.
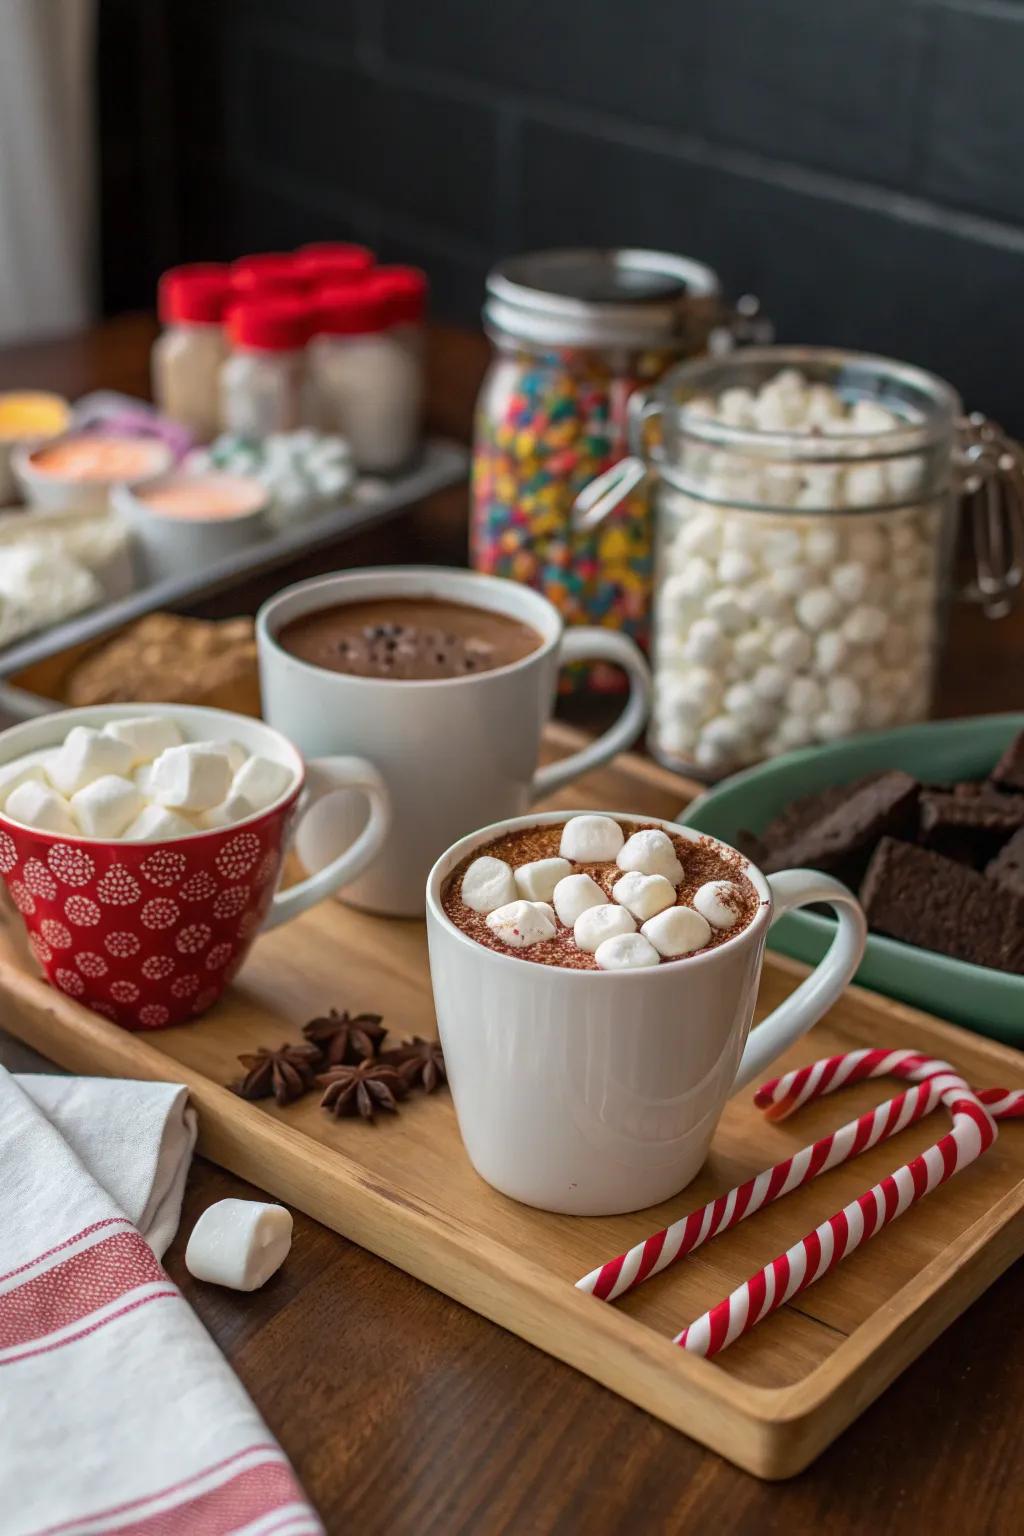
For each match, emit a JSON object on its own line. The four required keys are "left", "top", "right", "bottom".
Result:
{"left": 2, "top": 318, "right": 1023, "bottom": 1535}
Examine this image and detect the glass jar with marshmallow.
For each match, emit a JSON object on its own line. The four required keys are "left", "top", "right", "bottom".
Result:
{"left": 575, "top": 345, "right": 1024, "bottom": 778}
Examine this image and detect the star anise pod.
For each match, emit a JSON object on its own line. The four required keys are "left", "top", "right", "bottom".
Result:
{"left": 302, "top": 1008, "right": 387, "bottom": 1067}
{"left": 233, "top": 1042, "right": 320, "bottom": 1106}
{"left": 382, "top": 1036, "right": 447, "bottom": 1094}
{"left": 318, "top": 1061, "right": 407, "bottom": 1122}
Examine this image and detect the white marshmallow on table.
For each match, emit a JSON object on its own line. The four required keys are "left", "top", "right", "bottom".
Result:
{"left": 553, "top": 872, "right": 606, "bottom": 928}
{"left": 594, "top": 932, "right": 661, "bottom": 970}
{"left": 486, "top": 899, "right": 556, "bottom": 949}
{"left": 612, "top": 870, "right": 675, "bottom": 921}
{"left": 231, "top": 755, "right": 292, "bottom": 813}
{"left": 0, "top": 752, "right": 50, "bottom": 809}
{"left": 461, "top": 856, "right": 518, "bottom": 915}
{"left": 574, "top": 903, "right": 636, "bottom": 953}
{"left": 198, "top": 792, "right": 258, "bottom": 830}
{"left": 102, "top": 716, "right": 183, "bottom": 768}
{"left": 514, "top": 857, "right": 571, "bottom": 902}
{"left": 48, "top": 727, "right": 135, "bottom": 797}
{"left": 149, "top": 743, "right": 233, "bottom": 813}
{"left": 559, "top": 814, "right": 623, "bottom": 864}
{"left": 185, "top": 1198, "right": 293, "bottom": 1292}
{"left": 4, "top": 779, "right": 78, "bottom": 835}
{"left": 123, "top": 804, "right": 196, "bottom": 841}
{"left": 642, "top": 905, "right": 713, "bottom": 957}
{"left": 616, "top": 828, "right": 683, "bottom": 885}
{"left": 70, "top": 775, "right": 142, "bottom": 839}
{"left": 693, "top": 880, "right": 743, "bottom": 931}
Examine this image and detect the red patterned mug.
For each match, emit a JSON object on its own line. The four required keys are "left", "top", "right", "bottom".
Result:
{"left": 0, "top": 703, "right": 390, "bottom": 1029}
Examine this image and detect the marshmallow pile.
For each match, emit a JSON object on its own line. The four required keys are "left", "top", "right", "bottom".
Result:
{"left": 0, "top": 717, "right": 294, "bottom": 841}
{"left": 191, "top": 430, "right": 354, "bottom": 529}
{"left": 461, "top": 815, "right": 745, "bottom": 971}
{"left": 653, "top": 369, "right": 940, "bottom": 774}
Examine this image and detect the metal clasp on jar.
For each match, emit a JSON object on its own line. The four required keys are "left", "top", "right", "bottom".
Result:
{"left": 573, "top": 389, "right": 662, "bottom": 532}
{"left": 955, "top": 413, "right": 1024, "bottom": 618}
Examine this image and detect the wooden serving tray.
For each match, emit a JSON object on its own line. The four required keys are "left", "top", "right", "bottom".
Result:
{"left": 1, "top": 725, "right": 1023, "bottom": 1479}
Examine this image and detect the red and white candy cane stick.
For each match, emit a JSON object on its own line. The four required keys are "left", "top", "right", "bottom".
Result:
{"left": 577, "top": 1049, "right": 1024, "bottom": 1360}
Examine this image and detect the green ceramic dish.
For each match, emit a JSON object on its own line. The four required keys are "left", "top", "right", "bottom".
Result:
{"left": 682, "top": 714, "right": 1024, "bottom": 1046}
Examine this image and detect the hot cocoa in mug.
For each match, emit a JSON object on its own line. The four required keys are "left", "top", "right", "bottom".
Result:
{"left": 257, "top": 568, "right": 653, "bottom": 916}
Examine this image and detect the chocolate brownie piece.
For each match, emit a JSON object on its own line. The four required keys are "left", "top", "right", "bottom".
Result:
{"left": 919, "top": 787, "right": 1024, "bottom": 866}
{"left": 990, "top": 729, "right": 1024, "bottom": 794}
{"left": 987, "top": 827, "right": 1024, "bottom": 898}
{"left": 761, "top": 771, "right": 919, "bottom": 881}
{"left": 755, "top": 774, "right": 886, "bottom": 855}
{"left": 860, "top": 837, "right": 1024, "bottom": 974}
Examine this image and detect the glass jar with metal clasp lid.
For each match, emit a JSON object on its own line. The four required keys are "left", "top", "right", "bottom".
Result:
{"left": 576, "top": 345, "right": 1024, "bottom": 775}
{"left": 470, "top": 247, "right": 770, "bottom": 692}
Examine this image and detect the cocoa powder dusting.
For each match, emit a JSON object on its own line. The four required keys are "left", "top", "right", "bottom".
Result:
{"left": 442, "top": 821, "right": 764, "bottom": 969}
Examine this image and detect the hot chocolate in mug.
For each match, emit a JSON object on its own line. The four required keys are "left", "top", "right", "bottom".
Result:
{"left": 426, "top": 810, "right": 868, "bottom": 1215}
{"left": 257, "top": 568, "right": 652, "bottom": 916}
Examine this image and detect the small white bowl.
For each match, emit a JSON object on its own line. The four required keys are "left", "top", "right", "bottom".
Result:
{"left": 13, "top": 433, "right": 174, "bottom": 514}
{"left": 113, "top": 471, "right": 270, "bottom": 583}
{"left": 0, "top": 391, "right": 71, "bottom": 502}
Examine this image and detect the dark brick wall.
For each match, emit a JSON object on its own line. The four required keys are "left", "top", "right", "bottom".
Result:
{"left": 100, "top": 0, "right": 1024, "bottom": 431}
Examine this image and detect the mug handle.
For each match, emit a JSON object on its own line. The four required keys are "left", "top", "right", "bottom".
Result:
{"left": 262, "top": 755, "right": 391, "bottom": 931}
{"left": 731, "top": 868, "right": 868, "bottom": 1095}
{"left": 530, "top": 628, "right": 653, "bottom": 800}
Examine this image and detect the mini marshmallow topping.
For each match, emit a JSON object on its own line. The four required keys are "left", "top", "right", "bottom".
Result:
{"left": 485, "top": 899, "right": 557, "bottom": 948}
{"left": 594, "top": 932, "right": 661, "bottom": 970}
{"left": 514, "top": 856, "right": 572, "bottom": 902}
{"left": 552, "top": 871, "right": 606, "bottom": 928}
{"left": 461, "top": 855, "right": 517, "bottom": 915}
{"left": 642, "top": 905, "right": 713, "bottom": 957}
{"left": 559, "top": 814, "right": 624, "bottom": 863}
{"left": 693, "top": 879, "right": 744, "bottom": 930}
{"left": 616, "top": 827, "right": 684, "bottom": 885}
{"left": 612, "top": 870, "right": 676, "bottom": 921}
{"left": 573, "top": 903, "right": 636, "bottom": 953}
{"left": 0, "top": 715, "right": 296, "bottom": 841}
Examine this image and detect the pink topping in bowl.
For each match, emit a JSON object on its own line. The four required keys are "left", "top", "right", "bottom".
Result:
{"left": 30, "top": 435, "right": 169, "bottom": 483}
{"left": 138, "top": 472, "right": 266, "bottom": 521}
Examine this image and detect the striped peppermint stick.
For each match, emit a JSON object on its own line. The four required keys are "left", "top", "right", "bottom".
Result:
{"left": 577, "top": 1048, "right": 1024, "bottom": 1359}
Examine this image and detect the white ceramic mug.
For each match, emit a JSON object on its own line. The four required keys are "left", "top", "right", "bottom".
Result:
{"left": 257, "top": 568, "right": 653, "bottom": 916}
{"left": 426, "top": 810, "right": 868, "bottom": 1215}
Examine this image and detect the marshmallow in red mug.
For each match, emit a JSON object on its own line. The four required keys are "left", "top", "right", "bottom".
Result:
{"left": 0, "top": 703, "right": 390, "bottom": 1030}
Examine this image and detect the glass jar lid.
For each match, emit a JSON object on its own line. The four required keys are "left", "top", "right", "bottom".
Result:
{"left": 484, "top": 247, "right": 721, "bottom": 349}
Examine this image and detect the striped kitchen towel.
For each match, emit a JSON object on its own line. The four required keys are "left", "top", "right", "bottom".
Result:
{"left": 0, "top": 1066, "right": 322, "bottom": 1536}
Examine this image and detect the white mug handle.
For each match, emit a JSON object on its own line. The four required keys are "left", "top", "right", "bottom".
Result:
{"left": 530, "top": 628, "right": 653, "bottom": 800}
{"left": 263, "top": 755, "right": 391, "bottom": 930}
{"left": 731, "top": 868, "right": 868, "bottom": 1095}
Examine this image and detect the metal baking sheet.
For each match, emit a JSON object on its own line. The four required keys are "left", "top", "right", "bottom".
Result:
{"left": 0, "top": 436, "right": 467, "bottom": 678}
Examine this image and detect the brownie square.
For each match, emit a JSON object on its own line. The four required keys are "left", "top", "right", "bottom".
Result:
{"left": 761, "top": 771, "right": 919, "bottom": 881}
{"left": 860, "top": 837, "right": 1024, "bottom": 974}
{"left": 919, "top": 788, "right": 1024, "bottom": 866}
{"left": 988, "top": 827, "right": 1024, "bottom": 898}
{"left": 990, "top": 730, "right": 1024, "bottom": 794}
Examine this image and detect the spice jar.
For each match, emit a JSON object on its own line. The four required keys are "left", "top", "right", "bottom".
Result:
{"left": 229, "top": 253, "right": 307, "bottom": 300}
{"left": 293, "top": 243, "right": 375, "bottom": 287}
{"left": 368, "top": 264, "right": 428, "bottom": 360}
{"left": 578, "top": 346, "right": 1024, "bottom": 775}
{"left": 308, "top": 286, "right": 422, "bottom": 471}
{"left": 220, "top": 299, "right": 313, "bottom": 437}
{"left": 471, "top": 248, "right": 725, "bottom": 691}
{"left": 152, "top": 265, "right": 231, "bottom": 441}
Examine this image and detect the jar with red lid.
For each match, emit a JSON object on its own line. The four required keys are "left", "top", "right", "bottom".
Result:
{"left": 309, "top": 285, "right": 422, "bottom": 471}
{"left": 293, "top": 243, "right": 375, "bottom": 287}
{"left": 152, "top": 265, "right": 231, "bottom": 440}
{"left": 229, "top": 253, "right": 307, "bottom": 299}
{"left": 220, "top": 299, "right": 313, "bottom": 437}
{"left": 366, "top": 265, "right": 428, "bottom": 359}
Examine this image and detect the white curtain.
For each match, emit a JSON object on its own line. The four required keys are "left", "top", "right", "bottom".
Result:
{"left": 0, "top": 0, "right": 96, "bottom": 344}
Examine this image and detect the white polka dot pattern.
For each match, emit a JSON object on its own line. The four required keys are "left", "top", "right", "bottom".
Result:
{"left": 23, "top": 859, "right": 57, "bottom": 900}
{"left": 138, "top": 1003, "right": 170, "bottom": 1028}
{"left": 212, "top": 885, "right": 248, "bottom": 920}
{"left": 141, "top": 954, "right": 175, "bottom": 981}
{"left": 110, "top": 979, "right": 140, "bottom": 1004}
{"left": 0, "top": 832, "right": 17, "bottom": 873}
{"left": 40, "top": 919, "right": 72, "bottom": 950}
{"left": 140, "top": 897, "right": 180, "bottom": 931}
{"left": 171, "top": 973, "right": 200, "bottom": 999}
{"left": 28, "top": 933, "right": 52, "bottom": 964}
{"left": 205, "top": 941, "right": 233, "bottom": 971}
{"left": 139, "top": 848, "right": 188, "bottom": 888}
{"left": 178, "top": 871, "right": 217, "bottom": 904}
{"left": 9, "top": 881, "right": 35, "bottom": 914}
{"left": 55, "top": 968, "right": 84, "bottom": 996}
{"left": 96, "top": 866, "right": 141, "bottom": 906}
{"left": 215, "top": 832, "right": 260, "bottom": 881}
{"left": 75, "top": 952, "right": 108, "bottom": 978}
{"left": 47, "top": 844, "right": 95, "bottom": 886}
{"left": 65, "top": 894, "right": 101, "bottom": 926}
{"left": 104, "top": 931, "right": 141, "bottom": 959}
